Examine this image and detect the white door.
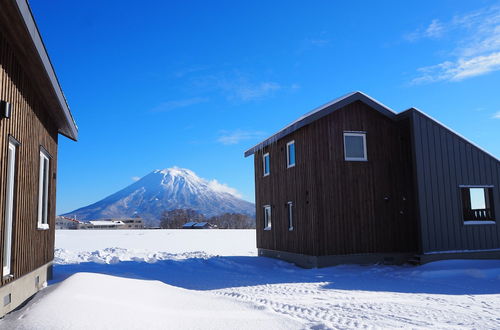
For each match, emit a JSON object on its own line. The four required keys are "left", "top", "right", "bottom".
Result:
{"left": 3, "top": 140, "right": 17, "bottom": 276}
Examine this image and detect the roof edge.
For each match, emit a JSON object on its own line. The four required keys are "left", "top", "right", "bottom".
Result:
{"left": 15, "top": 0, "right": 78, "bottom": 140}
{"left": 403, "top": 107, "right": 500, "bottom": 163}
{"left": 244, "top": 91, "right": 396, "bottom": 157}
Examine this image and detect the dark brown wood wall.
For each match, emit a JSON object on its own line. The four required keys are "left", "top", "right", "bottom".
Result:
{"left": 0, "top": 30, "right": 58, "bottom": 287}
{"left": 254, "top": 101, "right": 418, "bottom": 256}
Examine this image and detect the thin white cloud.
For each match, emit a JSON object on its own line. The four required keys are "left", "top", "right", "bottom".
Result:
{"left": 218, "top": 79, "right": 281, "bottom": 101}
{"left": 234, "top": 82, "right": 281, "bottom": 101}
{"left": 207, "top": 179, "right": 242, "bottom": 198}
{"left": 405, "top": 19, "right": 445, "bottom": 41}
{"left": 492, "top": 111, "right": 500, "bottom": 119}
{"left": 413, "top": 52, "right": 500, "bottom": 83}
{"left": 151, "top": 97, "right": 208, "bottom": 112}
{"left": 131, "top": 176, "right": 141, "bottom": 182}
{"left": 217, "top": 129, "right": 266, "bottom": 145}
{"left": 410, "top": 5, "right": 500, "bottom": 84}
{"left": 309, "top": 39, "right": 330, "bottom": 46}
{"left": 192, "top": 72, "right": 288, "bottom": 102}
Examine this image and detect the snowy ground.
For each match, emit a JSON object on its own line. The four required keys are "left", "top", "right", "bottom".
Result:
{"left": 2, "top": 230, "right": 500, "bottom": 329}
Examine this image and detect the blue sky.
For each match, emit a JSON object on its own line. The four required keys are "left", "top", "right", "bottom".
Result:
{"left": 30, "top": 1, "right": 500, "bottom": 214}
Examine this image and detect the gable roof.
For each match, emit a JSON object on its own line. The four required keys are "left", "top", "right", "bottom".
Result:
{"left": 400, "top": 107, "right": 500, "bottom": 163}
{"left": 6, "top": 0, "right": 78, "bottom": 140}
{"left": 244, "top": 91, "right": 396, "bottom": 157}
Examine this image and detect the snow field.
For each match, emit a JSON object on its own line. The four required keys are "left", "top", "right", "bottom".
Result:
{"left": 2, "top": 229, "right": 500, "bottom": 329}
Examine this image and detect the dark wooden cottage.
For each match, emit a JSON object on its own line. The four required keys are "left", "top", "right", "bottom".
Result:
{"left": 0, "top": 0, "right": 78, "bottom": 316}
{"left": 245, "top": 91, "right": 500, "bottom": 267}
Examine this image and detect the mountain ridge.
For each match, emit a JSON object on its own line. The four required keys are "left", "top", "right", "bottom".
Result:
{"left": 62, "top": 167, "right": 255, "bottom": 226}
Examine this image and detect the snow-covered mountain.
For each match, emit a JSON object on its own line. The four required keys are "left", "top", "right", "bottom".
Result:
{"left": 63, "top": 167, "right": 255, "bottom": 226}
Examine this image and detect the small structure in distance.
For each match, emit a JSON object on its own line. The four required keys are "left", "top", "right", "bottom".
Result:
{"left": 182, "top": 222, "right": 216, "bottom": 229}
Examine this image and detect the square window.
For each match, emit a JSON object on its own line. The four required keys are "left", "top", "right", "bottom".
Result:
{"left": 263, "top": 153, "right": 270, "bottom": 176}
{"left": 461, "top": 187, "right": 495, "bottom": 223}
{"left": 263, "top": 205, "right": 272, "bottom": 230}
{"left": 344, "top": 132, "right": 367, "bottom": 161}
{"left": 287, "top": 141, "right": 295, "bottom": 168}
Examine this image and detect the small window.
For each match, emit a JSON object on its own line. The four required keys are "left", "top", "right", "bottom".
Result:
{"left": 263, "top": 205, "right": 272, "bottom": 230}
{"left": 3, "top": 138, "right": 19, "bottom": 277}
{"left": 287, "top": 201, "right": 293, "bottom": 231}
{"left": 461, "top": 186, "right": 495, "bottom": 223}
{"left": 344, "top": 132, "right": 367, "bottom": 161}
{"left": 263, "top": 153, "right": 270, "bottom": 176}
{"left": 286, "top": 141, "right": 295, "bottom": 168}
{"left": 37, "top": 149, "right": 50, "bottom": 229}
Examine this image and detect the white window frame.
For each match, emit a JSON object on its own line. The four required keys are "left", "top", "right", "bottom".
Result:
{"left": 343, "top": 132, "right": 367, "bottom": 161}
{"left": 287, "top": 201, "right": 293, "bottom": 231}
{"left": 286, "top": 140, "right": 295, "bottom": 168}
{"left": 37, "top": 148, "right": 50, "bottom": 230}
{"left": 3, "top": 138, "right": 19, "bottom": 277}
{"left": 460, "top": 185, "right": 496, "bottom": 225}
{"left": 263, "top": 205, "right": 272, "bottom": 230}
{"left": 263, "top": 153, "right": 270, "bottom": 177}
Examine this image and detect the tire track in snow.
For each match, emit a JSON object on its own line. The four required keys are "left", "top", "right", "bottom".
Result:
{"left": 213, "top": 282, "right": 500, "bottom": 329}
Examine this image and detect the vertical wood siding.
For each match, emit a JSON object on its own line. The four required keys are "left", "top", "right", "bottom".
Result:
{"left": 254, "top": 101, "right": 419, "bottom": 256}
{"left": 410, "top": 110, "right": 500, "bottom": 253}
{"left": 0, "top": 30, "right": 58, "bottom": 287}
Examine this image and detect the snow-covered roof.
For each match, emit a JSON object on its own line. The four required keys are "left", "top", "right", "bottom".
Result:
{"left": 244, "top": 91, "right": 396, "bottom": 157}
{"left": 89, "top": 220, "right": 125, "bottom": 226}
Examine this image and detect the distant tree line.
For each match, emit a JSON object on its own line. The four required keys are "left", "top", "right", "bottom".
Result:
{"left": 159, "top": 209, "right": 255, "bottom": 229}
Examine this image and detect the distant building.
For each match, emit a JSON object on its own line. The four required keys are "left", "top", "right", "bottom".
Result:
{"left": 86, "top": 220, "right": 126, "bottom": 229}
{"left": 193, "top": 222, "right": 211, "bottom": 229}
{"left": 55, "top": 216, "right": 79, "bottom": 230}
{"left": 112, "top": 218, "right": 144, "bottom": 229}
{"left": 75, "top": 218, "right": 144, "bottom": 230}
{"left": 182, "top": 222, "right": 198, "bottom": 229}
{"left": 182, "top": 222, "right": 214, "bottom": 229}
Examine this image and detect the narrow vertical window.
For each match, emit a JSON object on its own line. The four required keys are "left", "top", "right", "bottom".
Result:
{"left": 286, "top": 141, "right": 295, "bottom": 168}
{"left": 37, "top": 149, "right": 50, "bottom": 229}
{"left": 461, "top": 186, "right": 495, "bottom": 223}
{"left": 344, "top": 132, "right": 367, "bottom": 161}
{"left": 263, "top": 153, "right": 270, "bottom": 176}
{"left": 287, "top": 201, "right": 293, "bottom": 231}
{"left": 263, "top": 205, "right": 272, "bottom": 230}
{"left": 3, "top": 138, "right": 19, "bottom": 276}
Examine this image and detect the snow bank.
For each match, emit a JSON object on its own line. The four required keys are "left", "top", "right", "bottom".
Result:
{"left": 2, "top": 272, "right": 300, "bottom": 330}
{"left": 3, "top": 230, "right": 500, "bottom": 329}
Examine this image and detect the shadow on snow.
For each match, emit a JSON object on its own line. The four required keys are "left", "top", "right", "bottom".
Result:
{"left": 52, "top": 256, "right": 500, "bottom": 295}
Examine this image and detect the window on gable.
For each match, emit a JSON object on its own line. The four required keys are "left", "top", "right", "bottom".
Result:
{"left": 344, "top": 132, "right": 367, "bottom": 161}
{"left": 38, "top": 148, "right": 50, "bottom": 229}
{"left": 263, "top": 153, "right": 270, "bottom": 176}
{"left": 287, "top": 141, "right": 295, "bottom": 168}
{"left": 461, "top": 186, "right": 495, "bottom": 223}
{"left": 263, "top": 205, "right": 272, "bottom": 230}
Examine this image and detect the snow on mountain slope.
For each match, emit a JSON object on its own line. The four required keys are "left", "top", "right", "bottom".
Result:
{"left": 63, "top": 167, "right": 255, "bottom": 226}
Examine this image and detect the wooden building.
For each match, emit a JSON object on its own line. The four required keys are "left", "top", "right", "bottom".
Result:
{"left": 245, "top": 92, "right": 500, "bottom": 267}
{"left": 0, "top": 0, "right": 77, "bottom": 316}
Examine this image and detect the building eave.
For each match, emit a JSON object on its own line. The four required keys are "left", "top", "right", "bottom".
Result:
{"left": 14, "top": 0, "right": 78, "bottom": 141}
{"left": 244, "top": 91, "right": 396, "bottom": 157}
